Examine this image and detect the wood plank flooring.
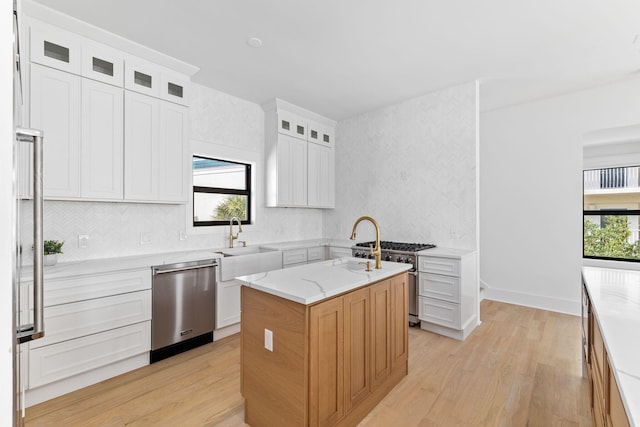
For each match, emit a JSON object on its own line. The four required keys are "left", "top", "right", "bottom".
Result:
{"left": 25, "top": 300, "right": 591, "bottom": 426}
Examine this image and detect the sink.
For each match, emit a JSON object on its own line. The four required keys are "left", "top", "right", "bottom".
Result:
{"left": 221, "top": 246, "right": 277, "bottom": 256}
{"left": 331, "top": 259, "right": 372, "bottom": 273}
{"left": 218, "top": 246, "right": 283, "bottom": 281}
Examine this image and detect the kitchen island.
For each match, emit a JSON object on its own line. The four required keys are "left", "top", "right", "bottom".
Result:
{"left": 237, "top": 257, "right": 412, "bottom": 427}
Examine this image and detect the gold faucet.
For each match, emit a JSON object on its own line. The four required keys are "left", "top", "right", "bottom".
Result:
{"left": 229, "top": 217, "right": 243, "bottom": 248}
{"left": 349, "top": 216, "right": 382, "bottom": 269}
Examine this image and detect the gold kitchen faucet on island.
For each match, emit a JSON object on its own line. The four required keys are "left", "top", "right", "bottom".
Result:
{"left": 349, "top": 215, "right": 382, "bottom": 269}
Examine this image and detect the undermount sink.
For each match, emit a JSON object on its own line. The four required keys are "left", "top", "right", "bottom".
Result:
{"left": 218, "top": 246, "right": 283, "bottom": 281}
{"left": 221, "top": 246, "right": 277, "bottom": 256}
{"left": 331, "top": 259, "right": 372, "bottom": 273}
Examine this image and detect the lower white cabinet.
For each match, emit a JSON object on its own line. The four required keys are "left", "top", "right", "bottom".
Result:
{"left": 216, "top": 279, "right": 241, "bottom": 329}
{"left": 24, "top": 268, "right": 152, "bottom": 406}
{"left": 282, "top": 246, "right": 327, "bottom": 268}
{"left": 418, "top": 248, "right": 478, "bottom": 341}
{"left": 29, "top": 321, "right": 151, "bottom": 389}
{"left": 328, "top": 246, "right": 352, "bottom": 259}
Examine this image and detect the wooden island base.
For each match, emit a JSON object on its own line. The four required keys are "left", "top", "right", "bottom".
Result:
{"left": 241, "top": 272, "right": 409, "bottom": 427}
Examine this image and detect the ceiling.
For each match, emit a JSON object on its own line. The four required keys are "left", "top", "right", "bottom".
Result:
{"left": 31, "top": 0, "right": 640, "bottom": 120}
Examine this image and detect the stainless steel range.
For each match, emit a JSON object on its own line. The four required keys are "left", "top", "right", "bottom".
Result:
{"left": 352, "top": 241, "right": 436, "bottom": 326}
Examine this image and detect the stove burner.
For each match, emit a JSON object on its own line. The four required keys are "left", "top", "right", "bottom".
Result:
{"left": 354, "top": 241, "right": 436, "bottom": 252}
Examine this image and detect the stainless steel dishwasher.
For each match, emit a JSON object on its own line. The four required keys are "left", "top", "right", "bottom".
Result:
{"left": 150, "top": 258, "right": 217, "bottom": 363}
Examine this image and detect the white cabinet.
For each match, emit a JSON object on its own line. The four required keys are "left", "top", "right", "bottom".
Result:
{"left": 264, "top": 99, "right": 336, "bottom": 208}
{"left": 158, "top": 101, "right": 189, "bottom": 202}
{"left": 329, "top": 246, "right": 353, "bottom": 259}
{"left": 81, "top": 78, "right": 124, "bottom": 199}
{"left": 81, "top": 41, "right": 124, "bottom": 86}
{"left": 418, "top": 249, "right": 478, "bottom": 341}
{"left": 308, "top": 143, "right": 335, "bottom": 208}
{"left": 30, "top": 64, "right": 81, "bottom": 198}
{"left": 282, "top": 248, "right": 308, "bottom": 267}
{"left": 24, "top": 268, "right": 152, "bottom": 406}
{"left": 124, "top": 58, "right": 161, "bottom": 97}
{"left": 124, "top": 91, "right": 188, "bottom": 203}
{"left": 124, "top": 91, "right": 160, "bottom": 200}
{"left": 282, "top": 246, "right": 327, "bottom": 268}
{"left": 216, "top": 279, "right": 241, "bottom": 329}
{"left": 275, "top": 134, "right": 308, "bottom": 206}
{"left": 30, "top": 20, "right": 81, "bottom": 75}
{"left": 26, "top": 19, "right": 192, "bottom": 204}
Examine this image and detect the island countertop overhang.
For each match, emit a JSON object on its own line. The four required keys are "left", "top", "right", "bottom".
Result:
{"left": 236, "top": 257, "right": 412, "bottom": 305}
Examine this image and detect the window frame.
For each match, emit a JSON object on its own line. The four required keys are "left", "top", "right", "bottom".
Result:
{"left": 583, "top": 165, "right": 640, "bottom": 263}
{"left": 192, "top": 156, "right": 252, "bottom": 227}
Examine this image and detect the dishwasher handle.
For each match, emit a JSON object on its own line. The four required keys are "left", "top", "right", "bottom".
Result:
{"left": 152, "top": 261, "right": 217, "bottom": 276}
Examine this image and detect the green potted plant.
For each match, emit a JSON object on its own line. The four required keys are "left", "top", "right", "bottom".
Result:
{"left": 43, "top": 240, "right": 64, "bottom": 266}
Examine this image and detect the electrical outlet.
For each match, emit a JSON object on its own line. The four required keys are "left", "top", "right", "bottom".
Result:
{"left": 264, "top": 328, "right": 273, "bottom": 352}
{"left": 78, "top": 234, "right": 90, "bottom": 249}
{"left": 140, "top": 232, "right": 153, "bottom": 245}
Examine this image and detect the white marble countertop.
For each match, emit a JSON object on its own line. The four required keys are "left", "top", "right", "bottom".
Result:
{"left": 417, "top": 247, "right": 475, "bottom": 258}
{"left": 35, "top": 250, "right": 222, "bottom": 280}
{"left": 582, "top": 266, "right": 640, "bottom": 426}
{"left": 237, "top": 257, "right": 412, "bottom": 305}
{"left": 260, "top": 238, "right": 354, "bottom": 251}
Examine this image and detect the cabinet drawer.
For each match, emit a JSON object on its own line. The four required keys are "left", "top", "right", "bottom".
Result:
{"left": 418, "top": 296, "right": 460, "bottom": 328}
{"left": 283, "top": 248, "right": 308, "bottom": 266}
{"left": 43, "top": 269, "right": 151, "bottom": 307}
{"left": 307, "top": 247, "right": 325, "bottom": 262}
{"left": 419, "top": 273, "right": 460, "bottom": 303}
{"left": 418, "top": 257, "right": 460, "bottom": 276}
{"left": 29, "top": 321, "right": 150, "bottom": 389}
{"left": 30, "top": 290, "right": 151, "bottom": 349}
{"left": 329, "top": 247, "right": 352, "bottom": 259}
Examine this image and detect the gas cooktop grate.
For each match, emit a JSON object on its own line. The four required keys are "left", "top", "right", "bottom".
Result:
{"left": 354, "top": 241, "right": 436, "bottom": 252}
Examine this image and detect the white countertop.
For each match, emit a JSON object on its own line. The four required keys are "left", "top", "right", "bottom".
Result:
{"left": 260, "top": 238, "right": 354, "bottom": 251}
{"left": 35, "top": 250, "right": 222, "bottom": 280}
{"left": 417, "top": 247, "right": 475, "bottom": 258}
{"left": 237, "top": 257, "right": 412, "bottom": 305}
{"left": 582, "top": 266, "right": 640, "bottom": 426}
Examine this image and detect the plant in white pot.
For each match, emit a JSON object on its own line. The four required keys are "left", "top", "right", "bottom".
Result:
{"left": 43, "top": 240, "right": 64, "bottom": 266}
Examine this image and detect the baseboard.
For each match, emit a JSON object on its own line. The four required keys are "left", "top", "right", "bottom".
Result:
{"left": 483, "top": 287, "right": 580, "bottom": 316}
{"left": 214, "top": 323, "right": 240, "bottom": 340}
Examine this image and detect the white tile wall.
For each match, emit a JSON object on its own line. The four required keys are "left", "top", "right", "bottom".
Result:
{"left": 324, "top": 82, "right": 478, "bottom": 250}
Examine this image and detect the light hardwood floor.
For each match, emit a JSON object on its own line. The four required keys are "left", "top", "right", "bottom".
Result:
{"left": 25, "top": 300, "right": 591, "bottom": 426}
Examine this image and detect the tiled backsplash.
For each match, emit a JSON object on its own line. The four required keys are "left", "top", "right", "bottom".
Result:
{"left": 324, "top": 82, "right": 478, "bottom": 250}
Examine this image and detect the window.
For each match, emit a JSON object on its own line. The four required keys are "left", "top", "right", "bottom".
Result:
{"left": 583, "top": 165, "right": 640, "bottom": 261}
{"left": 192, "top": 156, "right": 251, "bottom": 227}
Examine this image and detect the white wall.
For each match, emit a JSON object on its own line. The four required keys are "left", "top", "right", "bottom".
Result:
{"left": 2, "top": 0, "right": 15, "bottom": 423}
{"left": 20, "top": 83, "right": 324, "bottom": 263}
{"left": 480, "top": 76, "right": 640, "bottom": 315}
{"left": 324, "top": 82, "right": 478, "bottom": 250}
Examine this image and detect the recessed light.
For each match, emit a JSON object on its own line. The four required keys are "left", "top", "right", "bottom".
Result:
{"left": 246, "top": 37, "right": 263, "bottom": 48}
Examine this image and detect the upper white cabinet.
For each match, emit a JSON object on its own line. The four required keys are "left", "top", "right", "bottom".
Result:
{"left": 81, "top": 79, "right": 124, "bottom": 199}
{"left": 30, "top": 20, "right": 81, "bottom": 75}
{"left": 25, "top": 17, "right": 195, "bottom": 204}
{"left": 264, "top": 98, "right": 336, "bottom": 208}
{"left": 124, "top": 91, "right": 160, "bottom": 201}
{"left": 124, "top": 58, "right": 161, "bottom": 98}
{"left": 158, "top": 102, "right": 189, "bottom": 202}
{"left": 30, "top": 64, "right": 81, "bottom": 198}
{"left": 124, "top": 92, "right": 188, "bottom": 203}
{"left": 308, "top": 143, "right": 335, "bottom": 208}
{"left": 81, "top": 41, "right": 124, "bottom": 87}
{"left": 160, "top": 72, "right": 189, "bottom": 106}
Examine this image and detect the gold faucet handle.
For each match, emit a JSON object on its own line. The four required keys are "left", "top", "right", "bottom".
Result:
{"left": 238, "top": 240, "right": 247, "bottom": 247}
